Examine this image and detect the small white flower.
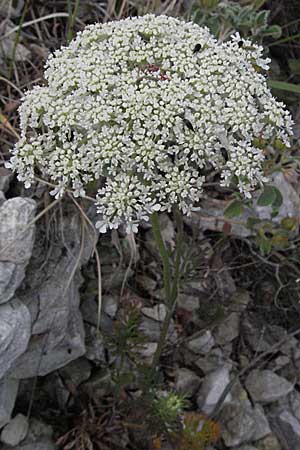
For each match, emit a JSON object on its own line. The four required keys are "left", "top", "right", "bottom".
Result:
{"left": 8, "top": 15, "right": 292, "bottom": 233}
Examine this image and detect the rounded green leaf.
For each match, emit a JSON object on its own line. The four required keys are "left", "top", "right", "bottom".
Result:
{"left": 257, "top": 185, "right": 276, "bottom": 206}
{"left": 224, "top": 200, "right": 244, "bottom": 218}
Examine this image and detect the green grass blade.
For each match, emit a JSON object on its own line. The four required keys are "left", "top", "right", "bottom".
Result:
{"left": 268, "top": 80, "right": 300, "bottom": 94}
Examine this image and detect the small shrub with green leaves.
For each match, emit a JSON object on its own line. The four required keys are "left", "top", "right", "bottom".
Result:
{"left": 7, "top": 14, "right": 292, "bottom": 233}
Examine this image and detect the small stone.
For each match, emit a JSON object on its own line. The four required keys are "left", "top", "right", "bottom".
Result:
{"left": 269, "top": 408, "right": 300, "bottom": 450}
{"left": 288, "top": 390, "right": 300, "bottom": 421}
{"left": 1, "top": 418, "right": 56, "bottom": 450}
{"left": 0, "top": 298, "right": 31, "bottom": 379}
{"left": 0, "top": 378, "right": 19, "bottom": 428}
{"left": 1, "top": 414, "right": 28, "bottom": 446}
{"left": 59, "top": 358, "right": 91, "bottom": 387}
{"left": 186, "top": 330, "right": 215, "bottom": 354}
{"left": 177, "top": 293, "right": 199, "bottom": 312}
{"left": 273, "top": 355, "right": 290, "bottom": 371}
{"left": 136, "top": 275, "right": 157, "bottom": 294}
{"left": 252, "top": 405, "right": 271, "bottom": 441}
{"left": 220, "top": 402, "right": 270, "bottom": 447}
{"left": 230, "top": 289, "right": 251, "bottom": 311}
{"left": 141, "top": 303, "right": 167, "bottom": 322}
{"left": 139, "top": 315, "right": 177, "bottom": 342}
{"left": 175, "top": 368, "right": 201, "bottom": 397}
{"left": 102, "top": 295, "right": 118, "bottom": 318}
{"left": 255, "top": 433, "right": 282, "bottom": 450}
{"left": 214, "top": 312, "right": 240, "bottom": 345}
{"left": 194, "top": 347, "right": 230, "bottom": 374}
{"left": 256, "top": 433, "right": 281, "bottom": 450}
{"left": 85, "top": 326, "right": 106, "bottom": 363}
{"left": 245, "top": 370, "right": 293, "bottom": 403}
{"left": 137, "top": 342, "right": 158, "bottom": 365}
{"left": 221, "top": 402, "right": 255, "bottom": 447}
{"left": 236, "top": 446, "right": 259, "bottom": 450}
{"left": 197, "top": 365, "right": 231, "bottom": 415}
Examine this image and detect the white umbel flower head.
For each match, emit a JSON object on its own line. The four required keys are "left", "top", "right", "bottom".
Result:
{"left": 7, "top": 15, "right": 293, "bottom": 232}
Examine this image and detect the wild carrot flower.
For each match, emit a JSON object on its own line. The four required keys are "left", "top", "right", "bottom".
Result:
{"left": 7, "top": 15, "right": 292, "bottom": 233}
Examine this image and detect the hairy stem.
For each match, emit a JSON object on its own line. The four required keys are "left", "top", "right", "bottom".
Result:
{"left": 150, "top": 209, "right": 182, "bottom": 372}
{"left": 150, "top": 212, "right": 172, "bottom": 303}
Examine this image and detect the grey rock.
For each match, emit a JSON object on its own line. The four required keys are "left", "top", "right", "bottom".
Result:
{"left": 175, "top": 368, "right": 201, "bottom": 397}
{"left": 136, "top": 275, "right": 157, "bottom": 294}
{"left": 0, "top": 198, "right": 36, "bottom": 304}
{"left": 256, "top": 433, "right": 282, "bottom": 450}
{"left": 81, "top": 297, "right": 113, "bottom": 333}
{"left": 251, "top": 405, "right": 272, "bottom": 441}
{"left": 245, "top": 370, "right": 293, "bottom": 403}
{"left": 197, "top": 365, "right": 232, "bottom": 415}
{"left": 269, "top": 408, "right": 300, "bottom": 450}
{"left": 0, "top": 298, "right": 31, "bottom": 379}
{"left": 1, "top": 413, "right": 29, "bottom": 446}
{"left": 0, "top": 377, "right": 19, "bottom": 428}
{"left": 0, "top": 191, "right": 5, "bottom": 206}
{"left": 136, "top": 342, "right": 158, "bottom": 365}
{"left": 0, "top": 172, "right": 12, "bottom": 193}
{"left": 243, "top": 319, "right": 296, "bottom": 355}
{"left": 0, "top": 22, "right": 31, "bottom": 65}
{"left": 220, "top": 383, "right": 270, "bottom": 447}
{"left": 235, "top": 447, "right": 259, "bottom": 450}
{"left": 102, "top": 295, "right": 118, "bottom": 318}
{"left": 287, "top": 390, "right": 300, "bottom": 422}
{"left": 0, "top": 0, "right": 24, "bottom": 17}
{"left": 8, "top": 211, "right": 93, "bottom": 377}
{"left": 221, "top": 402, "right": 256, "bottom": 446}
{"left": 177, "top": 293, "right": 200, "bottom": 312}
{"left": 214, "top": 312, "right": 240, "bottom": 345}
{"left": 186, "top": 330, "right": 215, "bottom": 354}
{"left": 257, "top": 172, "right": 300, "bottom": 228}
{"left": 186, "top": 200, "right": 252, "bottom": 237}
{"left": 1, "top": 418, "right": 57, "bottom": 450}
{"left": 59, "top": 358, "right": 91, "bottom": 387}
{"left": 229, "top": 289, "right": 251, "bottom": 312}
{"left": 186, "top": 173, "right": 300, "bottom": 239}
{"left": 194, "top": 347, "right": 230, "bottom": 373}
{"left": 141, "top": 303, "right": 167, "bottom": 322}
{"left": 139, "top": 315, "right": 176, "bottom": 343}
{"left": 85, "top": 325, "right": 106, "bottom": 363}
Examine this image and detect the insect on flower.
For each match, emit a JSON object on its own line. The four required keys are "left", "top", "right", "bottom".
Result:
{"left": 193, "top": 43, "right": 202, "bottom": 54}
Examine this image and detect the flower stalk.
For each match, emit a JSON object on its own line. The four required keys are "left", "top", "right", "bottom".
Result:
{"left": 150, "top": 209, "right": 183, "bottom": 372}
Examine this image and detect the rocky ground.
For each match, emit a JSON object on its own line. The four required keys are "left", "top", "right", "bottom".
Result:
{"left": 1, "top": 1, "right": 300, "bottom": 449}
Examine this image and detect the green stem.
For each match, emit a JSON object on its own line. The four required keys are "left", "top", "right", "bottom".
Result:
{"left": 8, "top": 0, "right": 29, "bottom": 79}
{"left": 170, "top": 207, "right": 183, "bottom": 303}
{"left": 150, "top": 212, "right": 172, "bottom": 303}
{"left": 149, "top": 209, "right": 183, "bottom": 372}
{"left": 67, "top": 0, "right": 80, "bottom": 43}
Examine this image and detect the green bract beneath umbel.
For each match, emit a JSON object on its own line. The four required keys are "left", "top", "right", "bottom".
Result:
{"left": 7, "top": 14, "right": 293, "bottom": 233}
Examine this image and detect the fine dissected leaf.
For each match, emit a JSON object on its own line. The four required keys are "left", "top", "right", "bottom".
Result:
{"left": 224, "top": 200, "right": 244, "bottom": 218}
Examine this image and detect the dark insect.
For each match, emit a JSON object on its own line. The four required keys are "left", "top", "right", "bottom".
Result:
{"left": 238, "top": 40, "right": 243, "bottom": 48}
{"left": 193, "top": 43, "right": 202, "bottom": 54}
{"left": 183, "top": 118, "right": 195, "bottom": 132}
{"left": 220, "top": 147, "right": 228, "bottom": 161}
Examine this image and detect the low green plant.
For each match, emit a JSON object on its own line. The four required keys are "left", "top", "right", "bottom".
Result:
{"left": 188, "top": 0, "right": 281, "bottom": 42}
